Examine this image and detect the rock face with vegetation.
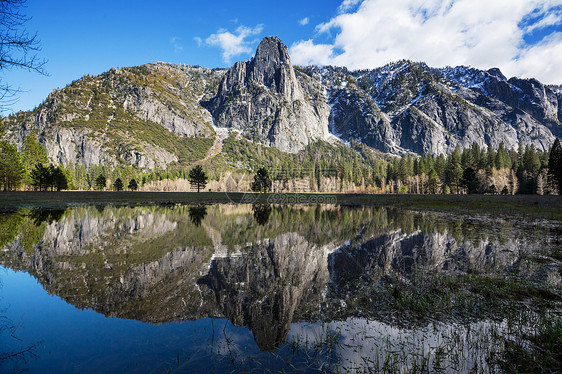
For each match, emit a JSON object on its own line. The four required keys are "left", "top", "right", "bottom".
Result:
{"left": 1, "top": 36, "right": 561, "bottom": 171}
{"left": 2, "top": 64, "right": 223, "bottom": 169}
{"left": 0, "top": 206, "right": 220, "bottom": 322}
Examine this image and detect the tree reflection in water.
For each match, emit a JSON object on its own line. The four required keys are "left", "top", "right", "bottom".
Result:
{"left": 252, "top": 204, "right": 272, "bottom": 226}
{"left": 188, "top": 204, "right": 208, "bottom": 226}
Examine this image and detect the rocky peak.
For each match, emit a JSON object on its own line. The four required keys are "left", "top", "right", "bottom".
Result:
{"left": 487, "top": 67, "right": 507, "bottom": 81}
{"left": 3, "top": 35, "right": 560, "bottom": 166}
{"left": 248, "top": 36, "right": 302, "bottom": 100}
{"left": 254, "top": 36, "right": 290, "bottom": 63}
{"left": 207, "top": 37, "right": 329, "bottom": 153}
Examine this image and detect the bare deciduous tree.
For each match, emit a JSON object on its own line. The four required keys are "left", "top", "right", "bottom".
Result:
{"left": 0, "top": 0, "right": 46, "bottom": 108}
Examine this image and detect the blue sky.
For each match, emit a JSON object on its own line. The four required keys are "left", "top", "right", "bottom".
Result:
{"left": 2, "top": 0, "right": 562, "bottom": 115}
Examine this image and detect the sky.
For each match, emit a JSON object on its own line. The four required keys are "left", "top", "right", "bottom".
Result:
{"left": 2, "top": 0, "right": 562, "bottom": 115}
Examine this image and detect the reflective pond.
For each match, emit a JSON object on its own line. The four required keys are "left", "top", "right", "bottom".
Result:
{"left": 0, "top": 204, "right": 560, "bottom": 373}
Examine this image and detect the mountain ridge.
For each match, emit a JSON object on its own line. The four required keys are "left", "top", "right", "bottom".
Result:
{"left": 1, "top": 36, "right": 560, "bottom": 171}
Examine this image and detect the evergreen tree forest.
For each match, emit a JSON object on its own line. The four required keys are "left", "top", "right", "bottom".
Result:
{"left": 0, "top": 132, "right": 560, "bottom": 195}
{"left": 382, "top": 142, "right": 555, "bottom": 195}
{"left": 220, "top": 136, "right": 559, "bottom": 195}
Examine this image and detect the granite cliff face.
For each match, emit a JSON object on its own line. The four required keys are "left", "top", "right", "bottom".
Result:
{"left": 309, "top": 61, "right": 560, "bottom": 155}
{"left": 2, "top": 37, "right": 561, "bottom": 170}
{"left": 205, "top": 37, "right": 330, "bottom": 153}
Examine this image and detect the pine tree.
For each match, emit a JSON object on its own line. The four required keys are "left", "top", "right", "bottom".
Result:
{"left": 188, "top": 165, "right": 208, "bottom": 192}
{"left": 406, "top": 155, "right": 414, "bottom": 177}
{"left": 486, "top": 145, "right": 497, "bottom": 171}
{"left": 446, "top": 146, "right": 463, "bottom": 194}
{"left": 30, "top": 163, "right": 50, "bottom": 191}
{"left": 128, "top": 179, "right": 138, "bottom": 191}
{"left": 63, "top": 166, "right": 75, "bottom": 190}
{"left": 22, "top": 133, "right": 48, "bottom": 174}
{"left": 95, "top": 174, "right": 106, "bottom": 190}
{"left": 461, "top": 167, "right": 479, "bottom": 194}
{"left": 427, "top": 168, "right": 440, "bottom": 194}
{"left": 496, "top": 143, "right": 511, "bottom": 169}
{"left": 470, "top": 143, "right": 481, "bottom": 169}
{"left": 461, "top": 148, "right": 473, "bottom": 170}
{"left": 434, "top": 154, "right": 446, "bottom": 182}
{"left": 114, "top": 178, "right": 123, "bottom": 191}
{"left": 518, "top": 145, "right": 541, "bottom": 193}
{"left": 74, "top": 163, "right": 87, "bottom": 190}
{"left": 523, "top": 145, "right": 541, "bottom": 176}
{"left": 251, "top": 167, "right": 272, "bottom": 193}
{"left": 51, "top": 165, "right": 68, "bottom": 191}
{"left": 548, "top": 138, "right": 562, "bottom": 193}
{"left": 0, "top": 140, "right": 25, "bottom": 190}
{"left": 397, "top": 156, "right": 408, "bottom": 182}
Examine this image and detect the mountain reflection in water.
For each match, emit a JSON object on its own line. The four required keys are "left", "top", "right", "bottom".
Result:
{"left": 0, "top": 204, "right": 560, "bottom": 372}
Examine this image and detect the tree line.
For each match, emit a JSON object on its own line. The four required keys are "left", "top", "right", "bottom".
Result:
{"left": 1, "top": 132, "right": 561, "bottom": 195}
{"left": 0, "top": 132, "right": 206, "bottom": 192}
{"left": 383, "top": 140, "right": 561, "bottom": 195}
{"left": 226, "top": 138, "right": 562, "bottom": 195}
{"left": 220, "top": 135, "right": 561, "bottom": 195}
{"left": 239, "top": 139, "right": 561, "bottom": 195}
{"left": 0, "top": 134, "right": 140, "bottom": 191}
{"left": 0, "top": 139, "right": 72, "bottom": 191}
{"left": 0, "top": 135, "right": 73, "bottom": 191}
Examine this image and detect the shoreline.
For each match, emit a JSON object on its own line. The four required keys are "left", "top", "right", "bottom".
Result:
{"left": 1, "top": 191, "right": 561, "bottom": 220}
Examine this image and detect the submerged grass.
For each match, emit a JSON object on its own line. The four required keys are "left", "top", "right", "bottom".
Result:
{"left": 282, "top": 308, "right": 561, "bottom": 373}
{"left": 358, "top": 273, "right": 562, "bottom": 325}
{"left": 320, "top": 267, "right": 561, "bottom": 373}
{"left": 491, "top": 312, "right": 562, "bottom": 373}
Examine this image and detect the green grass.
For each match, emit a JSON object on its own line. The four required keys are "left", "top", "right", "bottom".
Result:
{"left": 330, "top": 271, "right": 561, "bottom": 336}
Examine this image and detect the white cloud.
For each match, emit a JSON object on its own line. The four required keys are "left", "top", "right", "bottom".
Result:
{"left": 290, "top": 0, "right": 562, "bottom": 84}
{"left": 523, "top": 6, "right": 562, "bottom": 32}
{"left": 169, "top": 37, "right": 183, "bottom": 52}
{"left": 299, "top": 17, "right": 310, "bottom": 26}
{"left": 290, "top": 40, "right": 334, "bottom": 65}
{"left": 506, "top": 32, "right": 562, "bottom": 83}
{"left": 338, "top": 0, "right": 362, "bottom": 13}
{"left": 204, "top": 24, "right": 264, "bottom": 62}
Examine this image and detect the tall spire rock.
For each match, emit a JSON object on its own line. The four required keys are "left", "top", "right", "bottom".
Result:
{"left": 206, "top": 36, "right": 329, "bottom": 153}
{"left": 247, "top": 36, "right": 302, "bottom": 100}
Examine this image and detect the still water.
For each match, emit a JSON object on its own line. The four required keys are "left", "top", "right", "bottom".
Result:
{"left": 0, "top": 204, "right": 560, "bottom": 373}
